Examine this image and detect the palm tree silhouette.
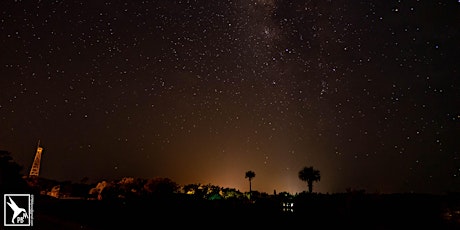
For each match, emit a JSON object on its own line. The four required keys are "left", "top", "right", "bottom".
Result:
{"left": 245, "top": 170, "right": 256, "bottom": 197}
{"left": 298, "top": 166, "right": 321, "bottom": 193}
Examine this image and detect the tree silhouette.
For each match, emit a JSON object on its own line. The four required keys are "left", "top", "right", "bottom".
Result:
{"left": 298, "top": 166, "right": 321, "bottom": 193}
{"left": 143, "top": 177, "right": 178, "bottom": 196}
{"left": 245, "top": 170, "right": 256, "bottom": 195}
{"left": 0, "top": 150, "right": 28, "bottom": 193}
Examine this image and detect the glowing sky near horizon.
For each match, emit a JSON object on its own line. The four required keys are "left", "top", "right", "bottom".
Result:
{"left": 0, "top": 0, "right": 459, "bottom": 194}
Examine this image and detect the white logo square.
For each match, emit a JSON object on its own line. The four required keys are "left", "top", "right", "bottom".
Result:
{"left": 3, "top": 194, "right": 33, "bottom": 227}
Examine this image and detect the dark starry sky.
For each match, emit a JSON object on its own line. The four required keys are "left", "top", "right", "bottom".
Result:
{"left": 0, "top": 0, "right": 459, "bottom": 194}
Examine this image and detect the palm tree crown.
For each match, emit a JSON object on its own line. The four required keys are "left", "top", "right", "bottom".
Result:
{"left": 298, "top": 166, "right": 321, "bottom": 193}
{"left": 245, "top": 170, "right": 256, "bottom": 193}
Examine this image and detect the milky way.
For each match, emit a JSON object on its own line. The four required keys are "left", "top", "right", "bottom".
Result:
{"left": 1, "top": 0, "right": 459, "bottom": 194}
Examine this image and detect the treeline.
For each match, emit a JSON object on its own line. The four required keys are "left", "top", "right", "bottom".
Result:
{"left": 3, "top": 150, "right": 460, "bottom": 229}
{"left": 31, "top": 176, "right": 271, "bottom": 201}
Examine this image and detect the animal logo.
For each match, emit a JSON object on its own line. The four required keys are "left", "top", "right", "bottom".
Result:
{"left": 6, "top": 196, "right": 29, "bottom": 224}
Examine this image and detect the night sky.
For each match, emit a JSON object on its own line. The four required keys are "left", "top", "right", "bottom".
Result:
{"left": 1, "top": 0, "right": 459, "bottom": 195}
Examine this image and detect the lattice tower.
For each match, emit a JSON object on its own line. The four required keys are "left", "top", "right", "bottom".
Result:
{"left": 29, "top": 141, "right": 43, "bottom": 177}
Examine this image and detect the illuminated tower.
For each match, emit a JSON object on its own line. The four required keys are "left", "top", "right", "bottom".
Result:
{"left": 29, "top": 140, "right": 43, "bottom": 177}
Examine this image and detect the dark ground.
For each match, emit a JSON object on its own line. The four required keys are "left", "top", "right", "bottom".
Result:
{"left": 5, "top": 193, "right": 460, "bottom": 230}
